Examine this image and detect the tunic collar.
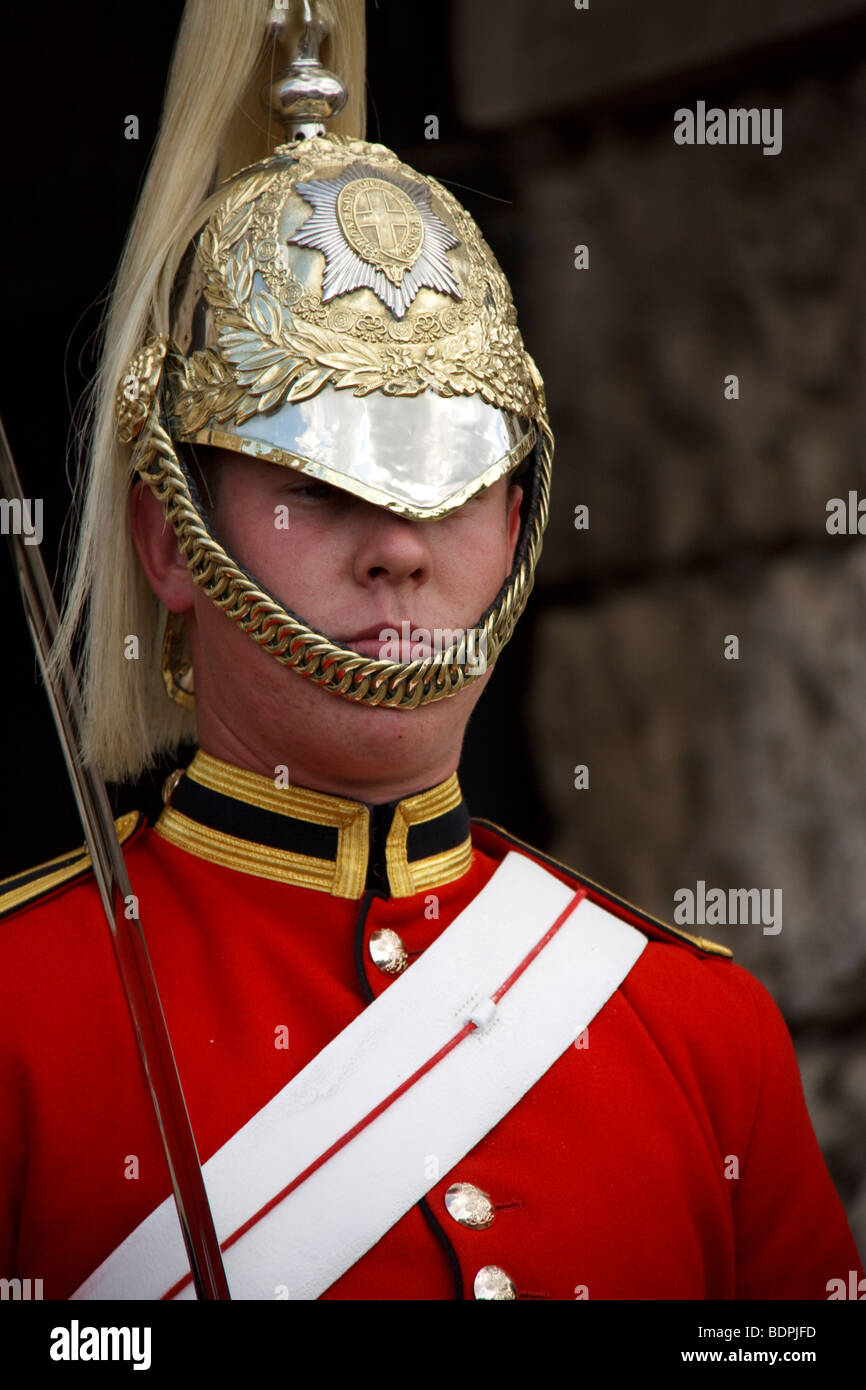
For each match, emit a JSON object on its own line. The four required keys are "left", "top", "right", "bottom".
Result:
{"left": 154, "top": 749, "right": 473, "bottom": 900}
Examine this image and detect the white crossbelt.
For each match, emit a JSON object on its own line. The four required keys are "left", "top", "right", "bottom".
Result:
{"left": 72, "top": 850, "right": 647, "bottom": 1300}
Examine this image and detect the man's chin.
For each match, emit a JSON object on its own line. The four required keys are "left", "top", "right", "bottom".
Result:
{"left": 282, "top": 670, "right": 486, "bottom": 766}
{"left": 273, "top": 696, "right": 467, "bottom": 801}
{"left": 195, "top": 634, "right": 493, "bottom": 791}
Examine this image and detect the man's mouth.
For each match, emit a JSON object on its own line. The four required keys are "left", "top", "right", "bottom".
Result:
{"left": 337, "top": 623, "right": 434, "bottom": 660}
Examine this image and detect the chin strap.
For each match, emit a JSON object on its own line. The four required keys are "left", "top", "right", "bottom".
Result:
{"left": 134, "top": 408, "right": 552, "bottom": 711}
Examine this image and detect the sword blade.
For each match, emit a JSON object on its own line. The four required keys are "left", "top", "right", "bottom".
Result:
{"left": 0, "top": 415, "right": 230, "bottom": 1300}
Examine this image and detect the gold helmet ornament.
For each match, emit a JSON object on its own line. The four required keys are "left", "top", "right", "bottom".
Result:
{"left": 59, "top": 0, "right": 552, "bottom": 780}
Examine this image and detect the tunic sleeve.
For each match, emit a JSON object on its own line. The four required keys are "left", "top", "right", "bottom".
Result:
{"left": 732, "top": 971, "right": 862, "bottom": 1299}
{"left": 0, "top": 1009, "right": 27, "bottom": 1282}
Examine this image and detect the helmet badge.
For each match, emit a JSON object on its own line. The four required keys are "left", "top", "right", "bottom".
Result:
{"left": 289, "top": 163, "right": 462, "bottom": 318}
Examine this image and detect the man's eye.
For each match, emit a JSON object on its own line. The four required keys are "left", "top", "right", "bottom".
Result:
{"left": 287, "top": 480, "right": 338, "bottom": 500}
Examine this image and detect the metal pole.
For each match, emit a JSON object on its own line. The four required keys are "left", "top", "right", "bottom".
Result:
{"left": 0, "top": 416, "right": 230, "bottom": 1300}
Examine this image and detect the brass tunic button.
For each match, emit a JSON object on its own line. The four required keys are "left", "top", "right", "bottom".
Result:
{"left": 444, "top": 1182, "right": 495, "bottom": 1229}
{"left": 368, "top": 927, "right": 408, "bottom": 976}
{"left": 473, "top": 1266, "right": 517, "bottom": 1300}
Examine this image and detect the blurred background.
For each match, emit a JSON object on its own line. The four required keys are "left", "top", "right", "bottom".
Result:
{"left": 1, "top": 0, "right": 864, "bottom": 1259}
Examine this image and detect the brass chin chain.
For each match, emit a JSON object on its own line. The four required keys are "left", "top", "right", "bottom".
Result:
{"left": 135, "top": 410, "right": 552, "bottom": 710}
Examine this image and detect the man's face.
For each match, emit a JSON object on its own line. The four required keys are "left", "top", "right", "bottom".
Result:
{"left": 157, "top": 451, "right": 523, "bottom": 800}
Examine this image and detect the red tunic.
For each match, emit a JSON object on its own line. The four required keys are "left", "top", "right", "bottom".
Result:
{"left": 0, "top": 754, "right": 860, "bottom": 1301}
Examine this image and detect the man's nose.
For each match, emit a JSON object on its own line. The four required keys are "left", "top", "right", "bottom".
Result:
{"left": 352, "top": 508, "right": 433, "bottom": 586}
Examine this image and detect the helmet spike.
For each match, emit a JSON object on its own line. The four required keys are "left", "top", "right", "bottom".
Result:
{"left": 264, "top": 1, "right": 348, "bottom": 142}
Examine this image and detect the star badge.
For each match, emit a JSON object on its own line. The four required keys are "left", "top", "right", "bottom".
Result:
{"left": 289, "top": 162, "right": 462, "bottom": 319}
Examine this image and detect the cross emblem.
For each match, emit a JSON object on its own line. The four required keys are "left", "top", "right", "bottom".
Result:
{"left": 352, "top": 186, "right": 412, "bottom": 254}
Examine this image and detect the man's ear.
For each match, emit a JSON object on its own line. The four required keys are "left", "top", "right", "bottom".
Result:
{"left": 506, "top": 483, "right": 523, "bottom": 570}
{"left": 129, "top": 481, "right": 197, "bottom": 612}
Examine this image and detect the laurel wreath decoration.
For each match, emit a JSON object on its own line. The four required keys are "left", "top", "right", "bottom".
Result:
{"left": 169, "top": 143, "right": 541, "bottom": 437}
{"left": 116, "top": 337, "right": 169, "bottom": 444}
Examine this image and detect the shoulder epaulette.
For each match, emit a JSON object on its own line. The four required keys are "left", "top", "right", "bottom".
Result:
{"left": 470, "top": 817, "right": 733, "bottom": 960}
{"left": 0, "top": 812, "right": 145, "bottom": 920}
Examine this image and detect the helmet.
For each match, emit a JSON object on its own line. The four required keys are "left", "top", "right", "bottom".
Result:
{"left": 59, "top": 0, "right": 552, "bottom": 778}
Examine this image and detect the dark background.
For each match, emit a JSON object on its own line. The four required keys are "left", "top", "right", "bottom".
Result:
{"left": 2, "top": 1, "right": 865, "bottom": 1255}
{"left": 0, "top": 0, "right": 544, "bottom": 867}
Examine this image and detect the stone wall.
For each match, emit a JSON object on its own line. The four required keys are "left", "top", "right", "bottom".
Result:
{"left": 454, "top": 2, "right": 866, "bottom": 1258}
